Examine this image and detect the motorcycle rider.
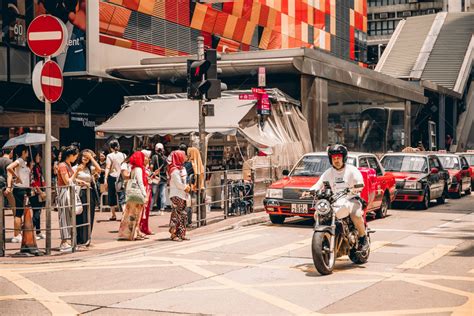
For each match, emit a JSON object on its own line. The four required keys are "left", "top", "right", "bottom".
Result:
{"left": 309, "top": 144, "right": 369, "bottom": 252}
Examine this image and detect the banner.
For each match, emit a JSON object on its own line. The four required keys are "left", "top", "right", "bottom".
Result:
{"left": 34, "top": 0, "right": 87, "bottom": 74}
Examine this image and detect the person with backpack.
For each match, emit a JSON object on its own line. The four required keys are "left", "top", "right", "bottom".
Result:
{"left": 104, "top": 140, "right": 126, "bottom": 221}
{"left": 151, "top": 143, "right": 168, "bottom": 215}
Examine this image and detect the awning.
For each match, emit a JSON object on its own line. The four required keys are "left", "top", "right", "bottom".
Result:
{"left": 95, "top": 94, "right": 255, "bottom": 136}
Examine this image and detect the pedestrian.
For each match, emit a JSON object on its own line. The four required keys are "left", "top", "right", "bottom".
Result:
{"left": 97, "top": 150, "right": 107, "bottom": 186}
{"left": 30, "top": 151, "right": 46, "bottom": 240}
{"left": 186, "top": 147, "right": 205, "bottom": 226}
{"left": 5, "top": 145, "right": 30, "bottom": 243}
{"left": 139, "top": 149, "right": 154, "bottom": 235}
{"left": 445, "top": 134, "right": 452, "bottom": 152}
{"left": 118, "top": 151, "right": 148, "bottom": 241}
{"left": 0, "top": 149, "right": 15, "bottom": 212}
{"left": 151, "top": 143, "right": 168, "bottom": 215}
{"left": 56, "top": 145, "right": 81, "bottom": 252}
{"left": 104, "top": 140, "right": 126, "bottom": 221}
{"left": 73, "top": 150, "right": 100, "bottom": 249}
{"left": 168, "top": 150, "right": 190, "bottom": 241}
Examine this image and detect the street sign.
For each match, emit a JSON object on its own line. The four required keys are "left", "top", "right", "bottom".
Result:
{"left": 252, "top": 87, "right": 266, "bottom": 94}
{"left": 40, "top": 61, "right": 63, "bottom": 103}
{"left": 239, "top": 94, "right": 258, "bottom": 100}
{"left": 258, "top": 67, "right": 266, "bottom": 87}
{"left": 32, "top": 61, "right": 44, "bottom": 102}
{"left": 257, "top": 93, "right": 271, "bottom": 115}
{"left": 27, "top": 15, "right": 67, "bottom": 57}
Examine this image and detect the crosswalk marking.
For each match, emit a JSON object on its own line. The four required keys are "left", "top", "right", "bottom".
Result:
{"left": 245, "top": 238, "right": 312, "bottom": 260}
{"left": 397, "top": 244, "right": 456, "bottom": 270}
{"left": 172, "top": 233, "right": 261, "bottom": 255}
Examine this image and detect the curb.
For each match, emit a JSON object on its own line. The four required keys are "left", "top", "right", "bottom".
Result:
{"left": 217, "top": 214, "right": 269, "bottom": 232}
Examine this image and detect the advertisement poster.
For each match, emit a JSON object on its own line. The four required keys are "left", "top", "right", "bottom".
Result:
{"left": 34, "top": 0, "right": 87, "bottom": 74}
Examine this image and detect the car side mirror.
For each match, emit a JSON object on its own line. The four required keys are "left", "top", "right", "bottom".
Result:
{"left": 282, "top": 169, "right": 290, "bottom": 176}
{"left": 430, "top": 167, "right": 439, "bottom": 174}
{"left": 462, "top": 165, "right": 469, "bottom": 170}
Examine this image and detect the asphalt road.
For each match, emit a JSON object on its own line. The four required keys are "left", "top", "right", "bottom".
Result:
{"left": 1, "top": 194, "right": 473, "bottom": 315}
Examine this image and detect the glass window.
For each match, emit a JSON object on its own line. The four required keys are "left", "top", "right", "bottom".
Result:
{"left": 359, "top": 158, "right": 369, "bottom": 168}
{"left": 291, "top": 155, "right": 332, "bottom": 177}
{"left": 429, "top": 157, "right": 441, "bottom": 170}
{"left": 382, "top": 155, "right": 428, "bottom": 173}
{"left": 367, "top": 157, "right": 383, "bottom": 176}
{"left": 438, "top": 156, "right": 460, "bottom": 170}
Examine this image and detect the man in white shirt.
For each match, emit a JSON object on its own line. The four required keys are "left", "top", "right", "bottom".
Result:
{"left": 310, "top": 144, "right": 369, "bottom": 252}
{"left": 104, "top": 140, "right": 126, "bottom": 220}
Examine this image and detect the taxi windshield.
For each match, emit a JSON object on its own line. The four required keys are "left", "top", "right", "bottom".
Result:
{"left": 438, "top": 156, "right": 460, "bottom": 170}
{"left": 291, "top": 155, "right": 356, "bottom": 176}
{"left": 291, "top": 155, "right": 332, "bottom": 176}
{"left": 382, "top": 155, "right": 428, "bottom": 173}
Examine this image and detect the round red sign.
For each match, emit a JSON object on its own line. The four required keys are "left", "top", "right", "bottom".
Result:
{"left": 41, "top": 61, "right": 63, "bottom": 103}
{"left": 27, "top": 15, "right": 67, "bottom": 57}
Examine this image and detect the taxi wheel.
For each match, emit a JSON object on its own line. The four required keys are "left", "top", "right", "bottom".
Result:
{"left": 269, "top": 215, "right": 286, "bottom": 224}
{"left": 452, "top": 186, "right": 462, "bottom": 199}
{"left": 376, "top": 194, "right": 389, "bottom": 219}
{"left": 465, "top": 187, "right": 471, "bottom": 195}
{"left": 436, "top": 187, "right": 447, "bottom": 204}
{"left": 418, "top": 189, "right": 430, "bottom": 210}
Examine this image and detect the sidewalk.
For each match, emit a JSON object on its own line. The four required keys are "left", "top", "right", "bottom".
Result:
{"left": 1, "top": 207, "right": 269, "bottom": 264}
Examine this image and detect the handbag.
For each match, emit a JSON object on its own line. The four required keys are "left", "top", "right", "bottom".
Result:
{"left": 125, "top": 169, "right": 146, "bottom": 204}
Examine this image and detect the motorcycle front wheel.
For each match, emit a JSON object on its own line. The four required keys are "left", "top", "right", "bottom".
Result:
{"left": 311, "top": 231, "right": 335, "bottom": 275}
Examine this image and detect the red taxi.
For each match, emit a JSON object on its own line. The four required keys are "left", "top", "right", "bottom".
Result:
{"left": 437, "top": 153, "right": 472, "bottom": 198}
{"left": 457, "top": 150, "right": 474, "bottom": 189}
{"left": 381, "top": 153, "right": 449, "bottom": 209}
{"left": 264, "top": 152, "right": 396, "bottom": 224}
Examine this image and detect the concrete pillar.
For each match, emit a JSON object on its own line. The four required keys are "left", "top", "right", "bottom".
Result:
{"left": 438, "top": 93, "right": 446, "bottom": 150}
{"left": 404, "top": 100, "right": 411, "bottom": 148}
{"left": 452, "top": 98, "right": 457, "bottom": 145}
{"left": 300, "top": 75, "right": 328, "bottom": 151}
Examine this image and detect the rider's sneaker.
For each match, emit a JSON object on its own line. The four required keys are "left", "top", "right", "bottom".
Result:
{"left": 358, "top": 235, "right": 369, "bottom": 252}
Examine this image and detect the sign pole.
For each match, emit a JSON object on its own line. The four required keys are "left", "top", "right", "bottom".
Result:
{"left": 197, "top": 36, "right": 206, "bottom": 227}
{"left": 44, "top": 56, "right": 52, "bottom": 255}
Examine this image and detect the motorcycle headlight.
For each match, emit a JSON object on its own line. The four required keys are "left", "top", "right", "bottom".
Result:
{"left": 266, "top": 188, "right": 283, "bottom": 199}
{"left": 315, "top": 199, "right": 331, "bottom": 216}
{"left": 404, "top": 181, "right": 422, "bottom": 190}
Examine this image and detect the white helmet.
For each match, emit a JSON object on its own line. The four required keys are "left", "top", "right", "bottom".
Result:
{"left": 155, "top": 143, "right": 164, "bottom": 151}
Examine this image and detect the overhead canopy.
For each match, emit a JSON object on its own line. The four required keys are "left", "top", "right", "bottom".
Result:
{"left": 95, "top": 93, "right": 256, "bottom": 136}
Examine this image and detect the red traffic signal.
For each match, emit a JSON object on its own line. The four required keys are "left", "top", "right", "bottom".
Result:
{"left": 189, "top": 60, "right": 210, "bottom": 79}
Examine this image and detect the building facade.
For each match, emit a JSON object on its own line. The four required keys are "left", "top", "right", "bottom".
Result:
{"left": 367, "top": 0, "right": 444, "bottom": 67}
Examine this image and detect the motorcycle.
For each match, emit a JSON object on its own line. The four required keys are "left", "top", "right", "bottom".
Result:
{"left": 305, "top": 181, "right": 371, "bottom": 275}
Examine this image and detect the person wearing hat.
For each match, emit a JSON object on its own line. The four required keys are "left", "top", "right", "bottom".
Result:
{"left": 151, "top": 143, "right": 168, "bottom": 215}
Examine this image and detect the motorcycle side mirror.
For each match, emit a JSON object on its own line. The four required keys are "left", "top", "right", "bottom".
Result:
{"left": 282, "top": 169, "right": 290, "bottom": 176}
{"left": 430, "top": 167, "right": 439, "bottom": 174}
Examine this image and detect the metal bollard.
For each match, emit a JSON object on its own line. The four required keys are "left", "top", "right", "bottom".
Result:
{"left": 70, "top": 185, "right": 77, "bottom": 252}
{"left": 223, "top": 170, "right": 228, "bottom": 219}
{"left": 45, "top": 185, "right": 52, "bottom": 255}
{"left": 0, "top": 191, "right": 5, "bottom": 257}
{"left": 196, "top": 178, "right": 201, "bottom": 228}
{"left": 86, "top": 187, "right": 91, "bottom": 244}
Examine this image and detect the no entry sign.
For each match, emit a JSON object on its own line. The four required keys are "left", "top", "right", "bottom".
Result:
{"left": 27, "top": 15, "right": 67, "bottom": 57}
{"left": 32, "top": 61, "right": 63, "bottom": 103}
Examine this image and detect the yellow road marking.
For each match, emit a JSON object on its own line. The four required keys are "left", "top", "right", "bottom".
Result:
{"left": 326, "top": 306, "right": 456, "bottom": 315}
{"left": 2, "top": 271, "right": 78, "bottom": 315}
{"left": 182, "top": 264, "right": 318, "bottom": 315}
{"left": 172, "top": 233, "right": 261, "bottom": 255}
{"left": 396, "top": 244, "right": 456, "bottom": 270}
{"left": 245, "top": 238, "right": 312, "bottom": 260}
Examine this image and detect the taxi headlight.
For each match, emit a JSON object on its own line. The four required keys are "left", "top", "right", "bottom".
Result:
{"left": 404, "top": 181, "right": 422, "bottom": 190}
{"left": 266, "top": 188, "right": 283, "bottom": 199}
{"left": 315, "top": 199, "right": 331, "bottom": 217}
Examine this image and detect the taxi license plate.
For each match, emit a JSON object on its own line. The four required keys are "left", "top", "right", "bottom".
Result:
{"left": 291, "top": 204, "right": 308, "bottom": 214}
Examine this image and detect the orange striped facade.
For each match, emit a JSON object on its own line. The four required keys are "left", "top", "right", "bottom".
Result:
{"left": 99, "top": 0, "right": 367, "bottom": 63}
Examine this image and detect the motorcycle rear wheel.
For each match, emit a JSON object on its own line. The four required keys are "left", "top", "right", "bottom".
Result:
{"left": 312, "top": 232, "right": 335, "bottom": 275}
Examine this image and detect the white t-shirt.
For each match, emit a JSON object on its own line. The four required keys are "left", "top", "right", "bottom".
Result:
{"left": 73, "top": 165, "right": 95, "bottom": 188}
{"left": 14, "top": 158, "right": 30, "bottom": 188}
{"left": 310, "top": 164, "right": 364, "bottom": 194}
{"left": 106, "top": 151, "right": 126, "bottom": 178}
{"left": 169, "top": 169, "right": 188, "bottom": 200}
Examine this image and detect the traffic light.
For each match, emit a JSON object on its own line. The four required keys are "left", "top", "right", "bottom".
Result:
{"left": 187, "top": 59, "right": 210, "bottom": 100}
{"left": 187, "top": 49, "right": 227, "bottom": 100}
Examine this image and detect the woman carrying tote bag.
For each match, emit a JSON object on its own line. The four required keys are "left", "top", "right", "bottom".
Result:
{"left": 118, "top": 151, "right": 148, "bottom": 241}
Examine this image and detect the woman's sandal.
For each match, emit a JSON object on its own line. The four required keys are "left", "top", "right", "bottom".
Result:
{"left": 171, "top": 236, "right": 181, "bottom": 241}
{"left": 109, "top": 216, "right": 117, "bottom": 221}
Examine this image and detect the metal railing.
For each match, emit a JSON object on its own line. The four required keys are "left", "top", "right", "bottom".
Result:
{"left": 0, "top": 185, "right": 92, "bottom": 257}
